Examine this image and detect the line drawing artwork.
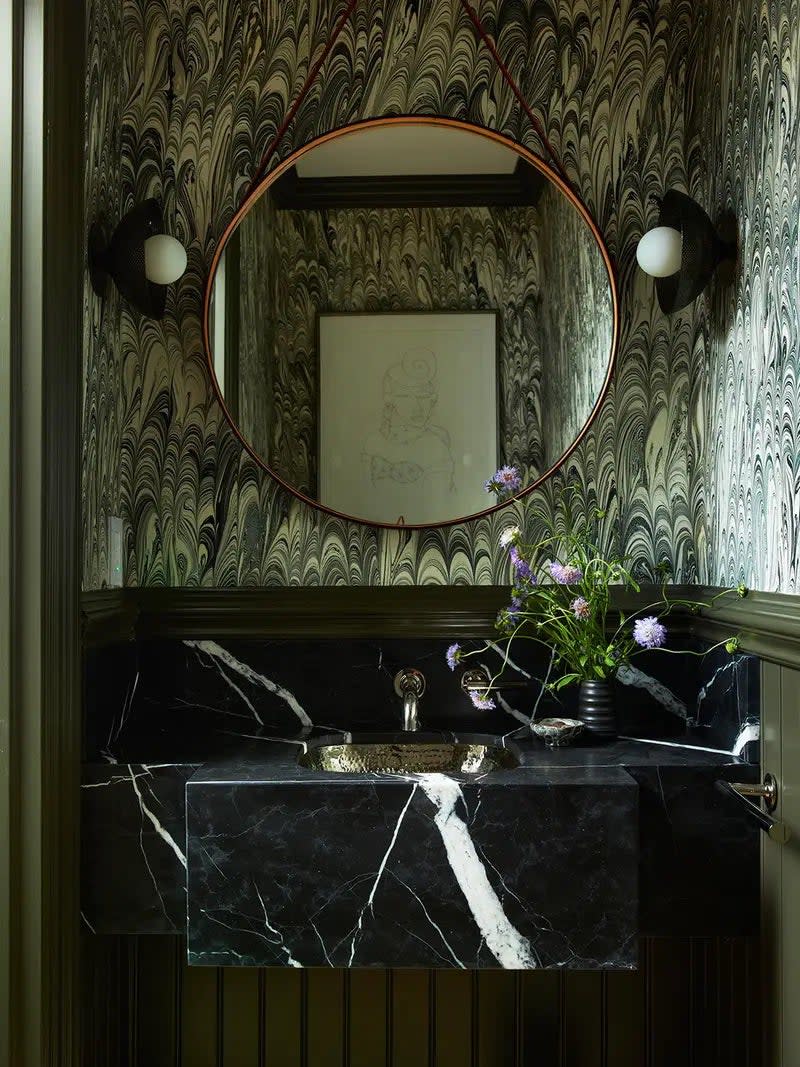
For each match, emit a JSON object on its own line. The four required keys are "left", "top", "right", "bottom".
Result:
{"left": 361, "top": 347, "right": 456, "bottom": 493}
{"left": 318, "top": 311, "right": 498, "bottom": 524}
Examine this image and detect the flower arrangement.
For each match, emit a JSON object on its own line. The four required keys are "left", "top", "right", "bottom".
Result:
{"left": 447, "top": 473, "right": 745, "bottom": 711}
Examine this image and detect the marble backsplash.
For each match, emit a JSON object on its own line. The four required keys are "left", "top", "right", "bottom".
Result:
{"left": 84, "top": 635, "right": 760, "bottom": 765}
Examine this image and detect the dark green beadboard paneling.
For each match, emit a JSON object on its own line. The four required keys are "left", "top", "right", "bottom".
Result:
{"left": 349, "top": 969, "right": 389, "bottom": 1067}
{"left": 264, "top": 968, "right": 303, "bottom": 1067}
{"left": 81, "top": 937, "right": 761, "bottom": 1067}
{"left": 306, "top": 970, "right": 348, "bottom": 1067}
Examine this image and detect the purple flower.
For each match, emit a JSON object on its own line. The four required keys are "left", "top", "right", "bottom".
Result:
{"left": 485, "top": 465, "right": 522, "bottom": 495}
{"left": 470, "top": 690, "right": 496, "bottom": 711}
{"left": 549, "top": 561, "right": 583, "bottom": 585}
{"left": 571, "top": 596, "right": 590, "bottom": 620}
{"left": 501, "top": 593, "right": 527, "bottom": 625}
{"left": 446, "top": 643, "right": 462, "bottom": 671}
{"left": 511, "top": 549, "right": 533, "bottom": 582}
{"left": 633, "top": 616, "right": 667, "bottom": 649}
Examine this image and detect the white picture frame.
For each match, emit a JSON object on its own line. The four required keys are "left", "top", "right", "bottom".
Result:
{"left": 317, "top": 311, "right": 499, "bottom": 525}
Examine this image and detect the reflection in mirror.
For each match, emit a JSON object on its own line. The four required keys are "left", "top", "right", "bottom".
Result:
{"left": 207, "top": 119, "right": 615, "bottom": 527}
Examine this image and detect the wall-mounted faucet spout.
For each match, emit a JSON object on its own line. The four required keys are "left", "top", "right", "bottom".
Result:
{"left": 394, "top": 668, "right": 426, "bottom": 732}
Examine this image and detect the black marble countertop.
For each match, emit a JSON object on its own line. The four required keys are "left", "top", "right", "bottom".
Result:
{"left": 190, "top": 731, "right": 754, "bottom": 785}
{"left": 81, "top": 732, "right": 760, "bottom": 952}
{"left": 81, "top": 632, "right": 762, "bottom": 959}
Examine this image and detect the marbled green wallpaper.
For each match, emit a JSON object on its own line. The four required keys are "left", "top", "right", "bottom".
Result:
{"left": 687, "top": 0, "right": 799, "bottom": 592}
{"left": 83, "top": 0, "right": 700, "bottom": 587}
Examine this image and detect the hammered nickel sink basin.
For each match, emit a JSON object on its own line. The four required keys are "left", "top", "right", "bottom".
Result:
{"left": 298, "top": 733, "right": 520, "bottom": 775}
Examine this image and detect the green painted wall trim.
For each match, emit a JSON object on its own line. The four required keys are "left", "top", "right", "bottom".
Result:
{"left": 0, "top": 0, "right": 84, "bottom": 1062}
{"left": 82, "top": 586, "right": 800, "bottom": 667}
{"left": 81, "top": 585, "right": 700, "bottom": 646}
{"left": 0, "top": 2, "right": 19, "bottom": 1061}
{"left": 688, "top": 588, "right": 800, "bottom": 671}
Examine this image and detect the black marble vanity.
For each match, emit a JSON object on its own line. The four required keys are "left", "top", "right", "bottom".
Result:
{"left": 81, "top": 633, "right": 761, "bottom": 970}
{"left": 187, "top": 741, "right": 638, "bottom": 969}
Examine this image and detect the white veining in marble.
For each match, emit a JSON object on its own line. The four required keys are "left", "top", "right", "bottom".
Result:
{"left": 101, "top": 668, "right": 140, "bottom": 761}
{"left": 390, "top": 871, "right": 466, "bottom": 968}
{"left": 486, "top": 640, "right": 532, "bottom": 679}
{"left": 347, "top": 784, "right": 418, "bottom": 965}
{"left": 198, "top": 902, "right": 300, "bottom": 966}
{"left": 418, "top": 773, "right": 538, "bottom": 969}
{"left": 184, "top": 640, "right": 313, "bottom": 728}
{"left": 126, "top": 764, "right": 187, "bottom": 869}
{"left": 693, "top": 658, "right": 741, "bottom": 727}
{"left": 620, "top": 735, "right": 742, "bottom": 757}
{"left": 80, "top": 911, "right": 97, "bottom": 933}
{"left": 616, "top": 664, "right": 688, "bottom": 718}
{"left": 731, "top": 721, "right": 760, "bottom": 758}
{"left": 500, "top": 650, "right": 557, "bottom": 743}
{"left": 254, "top": 879, "right": 303, "bottom": 967}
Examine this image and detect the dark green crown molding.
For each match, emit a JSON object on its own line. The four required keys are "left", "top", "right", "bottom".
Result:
{"left": 81, "top": 584, "right": 696, "bottom": 646}
{"left": 687, "top": 586, "right": 800, "bottom": 669}
{"left": 82, "top": 585, "right": 800, "bottom": 669}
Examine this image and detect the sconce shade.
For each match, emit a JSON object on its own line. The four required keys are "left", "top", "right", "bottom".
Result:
{"left": 644, "top": 190, "right": 737, "bottom": 314}
{"left": 89, "top": 199, "right": 186, "bottom": 319}
{"left": 144, "top": 234, "right": 188, "bottom": 285}
{"left": 636, "top": 226, "right": 682, "bottom": 277}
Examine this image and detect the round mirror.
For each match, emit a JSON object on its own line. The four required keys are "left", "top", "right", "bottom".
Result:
{"left": 203, "top": 117, "right": 618, "bottom": 527}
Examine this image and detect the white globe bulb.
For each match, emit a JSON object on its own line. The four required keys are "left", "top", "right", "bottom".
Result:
{"left": 636, "top": 225, "right": 682, "bottom": 278}
{"left": 144, "top": 234, "right": 187, "bottom": 285}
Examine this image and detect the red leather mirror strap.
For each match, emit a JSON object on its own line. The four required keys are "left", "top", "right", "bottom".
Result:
{"left": 455, "top": 0, "right": 569, "bottom": 184}
{"left": 242, "top": 0, "right": 361, "bottom": 204}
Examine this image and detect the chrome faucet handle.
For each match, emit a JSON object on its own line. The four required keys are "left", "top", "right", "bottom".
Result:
{"left": 394, "top": 667, "right": 426, "bottom": 699}
{"left": 460, "top": 666, "right": 528, "bottom": 695}
{"left": 394, "top": 668, "right": 426, "bottom": 731}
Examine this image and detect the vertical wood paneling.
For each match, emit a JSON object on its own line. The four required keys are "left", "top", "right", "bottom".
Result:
{"left": 263, "top": 968, "right": 302, "bottom": 1067}
{"left": 725, "top": 943, "right": 759, "bottom": 1067}
{"left": 688, "top": 938, "right": 716, "bottom": 1066}
{"left": 647, "top": 939, "right": 691, "bottom": 1067}
{"left": 475, "top": 971, "right": 516, "bottom": 1067}
{"left": 762, "top": 661, "right": 782, "bottom": 1067}
{"left": 518, "top": 971, "right": 561, "bottom": 1065}
{"left": 80, "top": 933, "right": 134, "bottom": 1067}
{"left": 180, "top": 965, "right": 219, "bottom": 1067}
{"left": 433, "top": 971, "right": 473, "bottom": 1067}
{"left": 390, "top": 969, "right": 430, "bottom": 1067}
{"left": 605, "top": 967, "right": 646, "bottom": 1067}
{"left": 348, "top": 969, "right": 388, "bottom": 1067}
{"left": 306, "top": 969, "right": 346, "bottom": 1067}
{"left": 221, "top": 968, "right": 261, "bottom": 1067}
{"left": 745, "top": 938, "right": 762, "bottom": 1067}
{"left": 135, "top": 938, "right": 179, "bottom": 1067}
{"left": 82, "top": 936, "right": 762, "bottom": 1065}
{"left": 562, "top": 972, "right": 604, "bottom": 1067}
{"left": 778, "top": 664, "right": 800, "bottom": 1067}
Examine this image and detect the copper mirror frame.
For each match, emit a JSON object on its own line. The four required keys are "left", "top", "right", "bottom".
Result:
{"left": 202, "top": 5, "right": 619, "bottom": 530}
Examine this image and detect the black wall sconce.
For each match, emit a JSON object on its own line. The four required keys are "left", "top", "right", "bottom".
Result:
{"left": 636, "top": 190, "right": 737, "bottom": 313}
{"left": 88, "top": 199, "right": 187, "bottom": 319}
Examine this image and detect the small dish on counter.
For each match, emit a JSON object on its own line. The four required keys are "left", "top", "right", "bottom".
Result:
{"left": 532, "top": 717, "right": 585, "bottom": 747}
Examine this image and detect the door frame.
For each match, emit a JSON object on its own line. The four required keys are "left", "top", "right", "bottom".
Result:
{"left": 0, "top": 0, "right": 84, "bottom": 1061}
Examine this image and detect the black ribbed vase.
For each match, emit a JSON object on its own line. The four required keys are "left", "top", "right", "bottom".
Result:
{"left": 578, "top": 679, "right": 617, "bottom": 741}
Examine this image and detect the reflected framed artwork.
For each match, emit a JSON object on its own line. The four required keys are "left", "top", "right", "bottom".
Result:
{"left": 317, "top": 311, "right": 499, "bottom": 525}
